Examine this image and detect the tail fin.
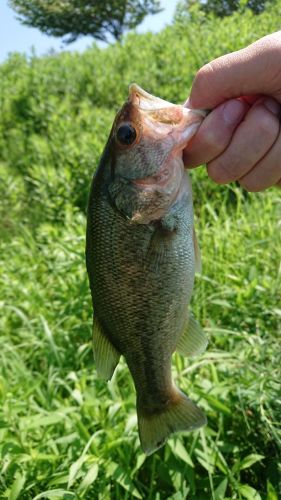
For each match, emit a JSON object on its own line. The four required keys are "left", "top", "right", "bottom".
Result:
{"left": 137, "top": 389, "right": 206, "bottom": 455}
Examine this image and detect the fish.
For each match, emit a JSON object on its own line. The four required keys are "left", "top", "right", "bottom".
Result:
{"left": 86, "top": 84, "right": 208, "bottom": 455}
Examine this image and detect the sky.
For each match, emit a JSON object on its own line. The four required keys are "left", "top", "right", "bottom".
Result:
{"left": 0, "top": 0, "right": 178, "bottom": 63}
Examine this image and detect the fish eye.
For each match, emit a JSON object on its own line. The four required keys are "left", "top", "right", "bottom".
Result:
{"left": 116, "top": 123, "right": 137, "bottom": 146}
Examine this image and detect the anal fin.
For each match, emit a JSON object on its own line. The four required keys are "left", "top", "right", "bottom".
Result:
{"left": 93, "top": 317, "right": 120, "bottom": 381}
{"left": 176, "top": 314, "right": 208, "bottom": 357}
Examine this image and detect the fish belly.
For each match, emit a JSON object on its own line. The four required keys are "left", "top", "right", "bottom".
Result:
{"left": 87, "top": 188, "right": 195, "bottom": 404}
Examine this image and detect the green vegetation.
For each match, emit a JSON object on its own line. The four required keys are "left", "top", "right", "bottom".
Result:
{"left": 1, "top": 3, "right": 281, "bottom": 498}
{"left": 176, "top": 0, "right": 275, "bottom": 18}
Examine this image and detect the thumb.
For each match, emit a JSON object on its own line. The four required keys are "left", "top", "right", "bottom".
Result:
{"left": 188, "top": 31, "right": 281, "bottom": 109}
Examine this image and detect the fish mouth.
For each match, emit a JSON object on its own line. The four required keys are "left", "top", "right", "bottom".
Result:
{"left": 128, "top": 83, "right": 207, "bottom": 126}
{"left": 127, "top": 83, "right": 206, "bottom": 186}
{"left": 128, "top": 83, "right": 208, "bottom": 118}
{"left": 129, "top": 83, "right": 175, "bottom": 112}
{"left": 129, "top": 83, "right": 184, "bottom": 126}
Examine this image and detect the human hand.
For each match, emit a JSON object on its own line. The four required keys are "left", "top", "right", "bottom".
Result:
{"left": 183, "top": 31, "right": 281, "bottom": 191}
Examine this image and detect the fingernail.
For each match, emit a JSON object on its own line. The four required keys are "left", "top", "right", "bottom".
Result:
{"left": 263, "top": 98, "right": 280, "bottom": 116}
{"left": 222, "top": 99, "right": 246, "bottom": 125}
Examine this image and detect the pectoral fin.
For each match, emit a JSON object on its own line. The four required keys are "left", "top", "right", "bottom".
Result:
{"left": 193, "top": 227, "right": 202, "bottom": 273}
{"left": 176, "top": 314, "right": 208, "bottom": 357}
{"left": 146, "top": 228, "right": 175, "bottom": 273}
{"left": 92, "top": 317, "right": 120, "bottom": 380}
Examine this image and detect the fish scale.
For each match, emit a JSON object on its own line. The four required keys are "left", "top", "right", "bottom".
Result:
{"left": 86, "top": 84, "right": 208, "bottom": 454}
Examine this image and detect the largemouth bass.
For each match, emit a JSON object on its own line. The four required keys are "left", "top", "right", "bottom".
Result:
{"left": 86, "top": 84, "right": 208, "bottom": 455}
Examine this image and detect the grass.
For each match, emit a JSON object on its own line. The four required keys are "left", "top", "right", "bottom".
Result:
{"left": 0, "top": 168, "right": 280, "bottom": 499}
